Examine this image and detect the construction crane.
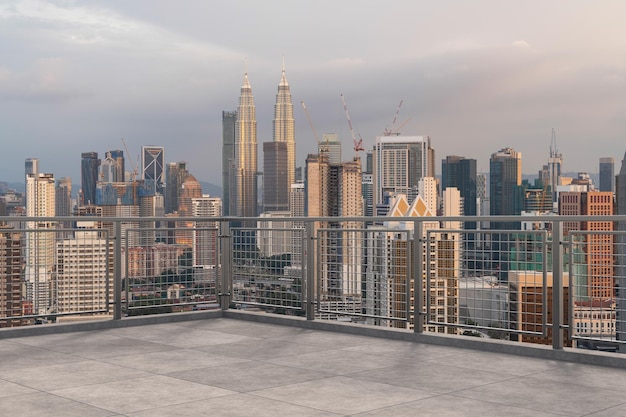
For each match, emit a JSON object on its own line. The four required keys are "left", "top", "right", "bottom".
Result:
{"left": 301, "top": 101, "right": 331, "bottom": 155}
{"left": 383, "top": 100, "right": 403, "bottom": 135}
{"left": 383, "top": 100, "right": 412, "bottom": 136}
{"left": 121, "top": 138, "right": 139, "bottom": 181}
{"left": 340, "top": 93, "right": 364, "bottom": 155}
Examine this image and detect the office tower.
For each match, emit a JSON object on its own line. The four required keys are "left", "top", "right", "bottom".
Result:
{"left": 0, "top": 225, "right": 22, "bottom": 327}
{"left": 100, "top": 150, "right": 125, "bottom": 183}
{"left": 55, "top": 229, "right": 112, "bottom": 314}
{"left": 320, "top": 133, "right": 341, "bottom": 164}
{"left": 25, "top": 171, "right": 56, "bottom": 315}
{"left": 547, "top": 129, "right": 563, "bottom": 203}
{"left": 599, "top": 157, "right": 615, "bottom": 193}
{"left": 373, "top": 135, "right": 434, "bottom": 208}
{"left": 55, "top": 177, "right": 72, "bottom": 217}
{"left": 233, "top": 71, "right": 258, "bottom": 219}
{"left": 263, "top": 141, "right": 289, "bottom": 212}
{"left": 55, "top": 177, "right": 72, "bottom": 231}
{"left": 192, "top": 196, "right": 222, "bottom": 268}
{"left": 81, "top": 152, "right": 100, "bottom": 205}
{"left": 165, "top": 162, "right": 189, "bottom": 214}
{"left": 442, "top": 156, "right": 477, "bottom": 218}
{"left": 273, "top": 61, "right": 295, "bottom": 188}
{"left": 222, "top": 111, "right": 237, "bottom": 216}
{"left": 489, "top": 147, "right": 522, "bottom": 219}
{"left": 559, "top": 190, "right": 614, "bottom": 299}
{"left": 489, "top": 148, "right": 522, "bottom": 280}
{"left": 141, "top": 146, "right": 165, "bottom": 195}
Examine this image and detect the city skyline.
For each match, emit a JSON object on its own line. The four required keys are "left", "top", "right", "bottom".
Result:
{"left": 1, "top": 1, "right": 625, "bottom": 184}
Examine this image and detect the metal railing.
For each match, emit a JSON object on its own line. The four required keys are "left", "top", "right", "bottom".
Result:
{"left": 1, "top": 214, "right": 626, "bottom": 353}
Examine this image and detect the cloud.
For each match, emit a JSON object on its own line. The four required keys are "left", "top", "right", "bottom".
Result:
{"left": 512, "top": 40, "right": 531, "bottom": 48}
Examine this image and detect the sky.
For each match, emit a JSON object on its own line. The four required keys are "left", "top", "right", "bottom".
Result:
{"left": 1, "top": 0, "right": 625, "bottom": 189}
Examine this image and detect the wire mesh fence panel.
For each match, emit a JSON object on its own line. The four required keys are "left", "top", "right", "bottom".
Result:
{"left": 429, "top": 226, "right": 549, "bottom": 340}
{"left": 1, "top": 225, "right": 112, "bottom": 327}
{"left": 124, "top": 224, "right": 219, "bottom": 315}
{"left": 316, "top": 222, "right": 411, "bottom": 326}
{"left": 230, "top": 224, "right": 304, "bottom": 314}
{"left": 569, "top": 230, "right": 625, "bottom": 350}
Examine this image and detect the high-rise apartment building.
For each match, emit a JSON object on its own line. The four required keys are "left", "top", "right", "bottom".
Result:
{"left": 599, "top": 157, "right": 615, "bottom": 193}
{"left": 559, "top": 190, "right": 614, "bottom": 299}
{"left": 25, "top": 171, "right": 56, "bottom": 315}
{"left": 373, "top": 135, "right": 434, "bottom": 210}
{"left": 272, "top": 62, "right": 295, "bottom": 188}
{"left": 55, "top": 229, "right": 112, "bottom": 314}
{"left": 263, "top": 141, "right": 289, "bottom": 212}
{"left": 222, "top": 111, "right": 237, "bottom": 216}
{"left": 81, "top": 152, "right": 100, "bottom": 205}
{"left": 233, "top": 72, "right": 257, "bottom": 219}
{"left": 306, "top": 154, "right": 363, "bottom": 298}
{"left": 141, "top": 146, "right": 165, "bottom": 195}
{"left": 191, "top": 195, "right": 222, "bottom": 268}
{"left": 0, "top": 225, "right": 22, "bottom": 327}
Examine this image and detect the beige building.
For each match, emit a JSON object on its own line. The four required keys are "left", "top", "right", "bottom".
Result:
{"left": 364, "top": 194, "right": 459, "bottom": 334}
{"left": 55, "top": 230, "right": 112, "bottom": 315}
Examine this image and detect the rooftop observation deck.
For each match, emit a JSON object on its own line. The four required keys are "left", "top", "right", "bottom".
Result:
{"left": 2, "top": 310, "right": 626, "bottom": 417}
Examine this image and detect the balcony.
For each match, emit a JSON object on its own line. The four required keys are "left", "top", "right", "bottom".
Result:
{"left": 2, "top": 215, "right": 626, "bottom": 413}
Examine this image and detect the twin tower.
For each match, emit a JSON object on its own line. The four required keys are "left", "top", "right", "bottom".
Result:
{"left": 222, "top": 63, "right": 295, "bottom": 218}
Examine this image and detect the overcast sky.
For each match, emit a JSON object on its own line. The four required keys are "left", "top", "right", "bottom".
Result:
{"left": 1, "top": 0, "right": 625, "bottom": 189}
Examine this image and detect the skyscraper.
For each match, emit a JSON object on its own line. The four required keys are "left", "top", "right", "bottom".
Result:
{"left": 81, "top": 152, "right": 100, "bottom": 205}
{"left": 55, "top": 177, "right": 72, "bottom": 231}
{"left": 489, "top": 147, "right": 522, "bottom": 280}
{"left": 141, "top": 146, "right": 165, "bottom": 195}
{"left": 373, "top": 135, "right": 434, "bottom": 209}
{"left": 273, "top": 61, "right": 295, "bottom": 188}
{"left": 233, "top": 71, "right": 257, "bottom": 219}
{"left": 263, "top": 141, "right": 289, "bottom": 212}
{"left": 102, "top": 150, "right": 125, "bottom": 183}
{"left": 599, "top": 157, "right": 615, "bottom": 193}
{"left": 165, "top": 162, "right": 189, "bottom": 214}
{"left": 489, "top": 147, "right": 522, "bottom": 219}
{"left": 442, "top": 155, "right": 477, "bottom": 217}
{"left": 222, "top": 111, "right": 237, "bottom": 216}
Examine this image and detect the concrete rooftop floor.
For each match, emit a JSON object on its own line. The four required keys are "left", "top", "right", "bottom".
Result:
{"left": 2, "top": 313, "right": 626, "bottom": 416}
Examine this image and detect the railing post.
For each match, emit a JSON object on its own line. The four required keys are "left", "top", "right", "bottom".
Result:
{"left": 305, "top": 221, "right": 315, "bottom": 320}
{"left": 113, "top": 219, "right": 122, "bottom": 320}
{"left": 552, "top": 220, "right": 564, "bottom": 349}
{"left": 219, "top": 221, "right": 232, "bottom": 310}
{"left": 414, "top": 220, "right": 424, "bottom": 333}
